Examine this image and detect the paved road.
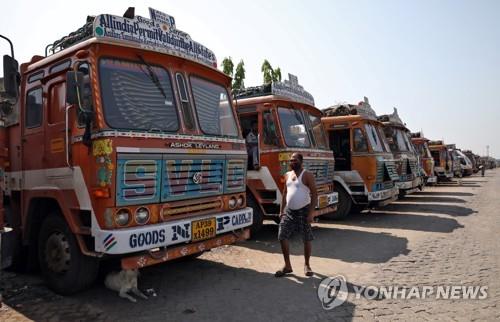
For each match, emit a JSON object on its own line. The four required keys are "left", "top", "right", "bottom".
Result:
{"left": 1, "top": 170, "right": 499, "bottom": 321}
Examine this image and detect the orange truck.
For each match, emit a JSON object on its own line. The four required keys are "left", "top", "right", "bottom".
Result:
{"left": 428, "top": 140, "right": 453, "bottom": 181}
{"left": 234, "top": 74, "right": 338, "bottom": 231}
{"left": 378, "top": 108, "right": 423, "bottom": 197}
{"left": 322, "top": 97, "right": 399, "bottom": 218}
{"left": 411, "top": 132, "right": 437, "bottom": 185}
{"left": 0, "top": 8, "right": 253, "bottom": 294}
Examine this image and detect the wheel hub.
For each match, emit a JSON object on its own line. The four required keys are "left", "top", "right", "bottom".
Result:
{"left": 45, "top": 232, "right": 71, "bottom": 273}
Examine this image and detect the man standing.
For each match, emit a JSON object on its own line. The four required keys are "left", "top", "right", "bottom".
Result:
{"left": 275, "top": 152, "right": 317, "bottom": 277}
{"left": 246, "top": 122, "right": 259, "bottom": 170}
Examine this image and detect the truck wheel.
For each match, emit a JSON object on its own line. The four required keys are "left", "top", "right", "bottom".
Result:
{"left": 246, "top": 193, "right": 264, "bottom": 236}
{"left": 38, "top": 214, "right": 99, "bottom": 295}
{"left": 322, "top": 186, "right": 351, "bottom": 220}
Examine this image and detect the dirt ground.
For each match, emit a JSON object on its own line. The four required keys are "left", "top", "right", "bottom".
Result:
{"left": 1, "top": 170, "right": 499, "bottom": 321}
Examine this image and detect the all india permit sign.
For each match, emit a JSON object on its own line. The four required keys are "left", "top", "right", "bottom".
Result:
{"left": 92, "top": 8, "right": 217, "bottom": 67}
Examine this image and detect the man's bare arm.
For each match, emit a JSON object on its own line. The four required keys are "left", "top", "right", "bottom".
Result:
{"left": 280, "top": 172, "right": 288, "bottom": 217}
{"left": 304, "top": 171, "right": 317, "bottom": 222}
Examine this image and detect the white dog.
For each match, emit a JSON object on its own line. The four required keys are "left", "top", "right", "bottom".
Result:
{"left": 104, "top": 268, "right": 148, "bottom": 302}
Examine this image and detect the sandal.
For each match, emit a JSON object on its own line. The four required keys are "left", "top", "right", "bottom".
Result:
{"left": 304, "top": 266, "right": 313, "bottom": 277}
{"left": 274, "top": 268, "right": 293, "bottom": 277}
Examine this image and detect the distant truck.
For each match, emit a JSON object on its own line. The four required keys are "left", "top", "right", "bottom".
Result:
{"left": 453, "top": 150, "right": 473, "bottom": 176}
{"left": 0, "top": 8, "right": 253, "bottom": 294}
{"left": 321, "top": 97, "right": 399, "bottom": 218}
{"left": 411, "top": 132, "right": 437, "bottom": 185}
{"left": 235, "top": 74, "right": 338, "bottom": 230}
{"left": 378, "top": 108, "right": 423, "bottom": 197}
{"left": 462, "top": 150, "right": 480, "bottom": 173}
{"left": 446, "top": 144, "right": 463, "bottom": 178}
{"left": 428, "top": 140, "right": 453, "bottom": 181}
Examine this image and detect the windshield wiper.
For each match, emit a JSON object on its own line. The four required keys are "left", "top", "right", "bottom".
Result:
{"left": 137, "top": 54, "right": 168, "bottom": 100}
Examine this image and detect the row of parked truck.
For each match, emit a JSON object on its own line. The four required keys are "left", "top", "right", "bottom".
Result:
{"left": 0, "top": 7, "right": 486, "bottom": 294}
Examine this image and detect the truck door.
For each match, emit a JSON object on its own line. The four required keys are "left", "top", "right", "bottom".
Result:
{"left": 22, "top": 87, "right": 45, "bottom": 171}
{"left": 44, "top": 79, "right": 69, "bottom": 168}
{"left": 329, "top": 129, "right": 351, "bottom": 171}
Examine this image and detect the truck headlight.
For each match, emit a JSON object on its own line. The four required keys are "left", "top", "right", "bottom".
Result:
{"left": 236, "top": 195, "right": 244, "bottom": 207}
{"left": 228, "top": 197, "right": 237, "bottom": 209}
{"left": 115, "top": 208, "right": 130, "bottom": 226}
{"left": 135, "top": 207, "right": 150, "bottom": 224}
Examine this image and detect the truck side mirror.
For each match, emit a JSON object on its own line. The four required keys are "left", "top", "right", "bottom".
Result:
{"left": 66, "top": 71, "right": 85, "bottom": 105}
{"left": 3, "top": 55, "right": 19, "bottom": 98}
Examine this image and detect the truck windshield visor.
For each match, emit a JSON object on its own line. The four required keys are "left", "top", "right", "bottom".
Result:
{"left": 99, "top": 58, "right": 179, "bottom": 132}
{"left": 191, "top": 76, "right": 239, "bottom": 137}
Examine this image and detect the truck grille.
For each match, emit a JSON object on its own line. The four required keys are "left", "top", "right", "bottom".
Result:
{"left": 385, "top": 160, "right": 400, "bottom": 181}
{"left": 225, "top": 159, "right": 246, "bottom": 193}
{"left": 304, "top": 159, "right": 334, "bottom": 185}
{"left": 116, "top": 154, "right": 243, "bottom": 206}
{"left": 163, "top": 158, "right": 224, "bottom": 201}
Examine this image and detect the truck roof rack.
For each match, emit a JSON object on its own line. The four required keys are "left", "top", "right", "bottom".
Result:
{"left": 46, "top": 16, "right": 95, "bottom": 56}
{"left": 234, "top": 84, "right": 272, "bottom": 99}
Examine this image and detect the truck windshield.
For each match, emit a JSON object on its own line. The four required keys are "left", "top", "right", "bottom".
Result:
{"left": 99, "top": 58, "right": 179, "bottom": 131}
{"left": 190, "top": 76, "right": 239, "bottom": 137}
{"left": 365, "top": 123, "right": 385, "bottom": 152}
{"left": 389, "top": 128, "right": 410, "bottom": 152}
{"left": 307, "top": 112, "right": 328, "bottom": 149}
{"left": 278, "top": 107, "right": 311, "bottom": 148}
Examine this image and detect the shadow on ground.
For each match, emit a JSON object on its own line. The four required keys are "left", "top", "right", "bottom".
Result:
{"left": 242, "top": 224, "right": 409, "bottom": 264}
{"left": 399, "top": 196, "right": 466, "bottom": 203}
{"left": 415, "top": 191, "right": 474, "bottom": 197}
{"left": 381, "top": 203, "right": 477, "bottom": 217}
{"left": 332, "top": 212, "right": 464, "bottom": 233}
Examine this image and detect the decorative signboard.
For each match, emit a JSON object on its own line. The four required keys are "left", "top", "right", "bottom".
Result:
{"left": 93, "top": 8, "right": 217, "bottom": 67}
{"left": 271, "top": 74, "right": 315, "bottom": 106}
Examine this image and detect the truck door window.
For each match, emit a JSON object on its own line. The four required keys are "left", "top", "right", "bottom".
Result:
{"left": 353, "top": 128, "right": 368, "bottom": 152}
{"left": 262, "top": 110, "right": 278, "bottom": 146}
{"left": 175, "top": 73, "right": 194, "bottom": 130}
{"left": 49, "top": 82, "right": 66, "bottom": 124}
{"left": 25, "top": 87, "right": 43, "bottom": 128}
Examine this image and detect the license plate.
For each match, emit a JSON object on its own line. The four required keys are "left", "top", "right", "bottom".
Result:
{"left": 318, "top": 195, "right": 329, "bottom": 208}
{"left": 191, "top": 217, "right": 216, "bottom": 242}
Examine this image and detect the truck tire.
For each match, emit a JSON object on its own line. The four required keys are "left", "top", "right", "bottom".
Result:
{"left": 246, "top": 193, "right": 264, "bottom": 236}
{"left": 38, "top": 214, "right": 99, "bottom": 295}
{"left": 322, "top": 186, "right": 351, "bottom": 220}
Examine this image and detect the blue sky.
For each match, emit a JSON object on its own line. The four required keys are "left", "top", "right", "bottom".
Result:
{"left": 1, "top": 0, "right": 498, "bottom": 157}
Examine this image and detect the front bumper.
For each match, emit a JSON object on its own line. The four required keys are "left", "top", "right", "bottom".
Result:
{"left": 121, "top": 229, "right": 250, "bottom": 269}
{"left": 396, "top": 177, "right": 420, "bottom": 190}
{"left": 426, "top": 176, "right": 437, "bottom": 184}
{"left": 95, "top": 207, "right": 253, "bottom": 255}
{"left": 368, "top": 186, "right": 399, "bottom": 202}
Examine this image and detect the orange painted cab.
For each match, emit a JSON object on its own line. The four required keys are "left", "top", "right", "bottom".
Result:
{"left": 0, "top": 8, "right": 252, "bottom": 294}
{"left": 321, "top": 97, "right": 399, "bottom": 218}
{"left": 411, "top": 132, "right": 437, "bottom": 185}
{"left": 378, "top": 108, "right": 424, "bottom": 196}
{"left": 428, "top": 140, "right": 453, "bottom": 180}
{"left": 234, "top": 74, "right": 338, "bottom": 232}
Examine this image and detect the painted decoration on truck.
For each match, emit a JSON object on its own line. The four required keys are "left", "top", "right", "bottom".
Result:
{"left": 92, "top": 8, "right": 217, "bottom": 67}
{"left": 271, "top": 74, "right": 315, "bottom": 106}
{"left": 96, "top": 207, "right": 253, "bottom": 254}
{"left": 93, "top": 139, "right": 114, "bottom": 187}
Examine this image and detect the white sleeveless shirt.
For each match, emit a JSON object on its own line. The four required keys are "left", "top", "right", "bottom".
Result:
{"left": 285, "top": 170, "right": 311, "bottom": 210}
